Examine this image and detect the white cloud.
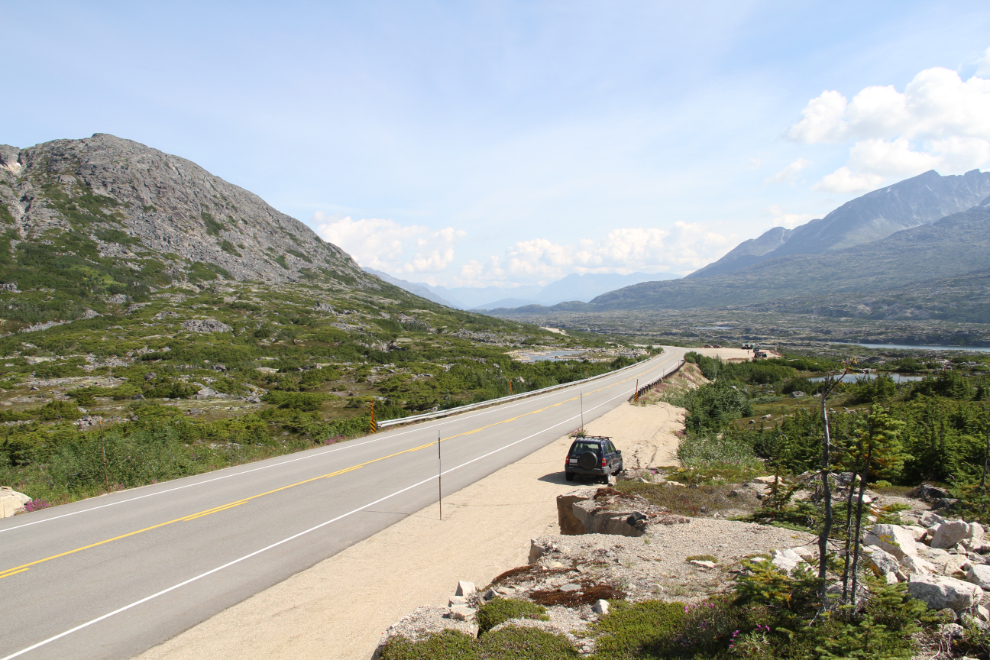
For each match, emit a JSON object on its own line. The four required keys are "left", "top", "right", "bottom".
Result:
{"left": 789, "top": 59, "right": 990, "bottom": 192}
{"left": 847, "top": 137, "right": 940, "bottom": 177}
{"left": 455, "top": 224, "right": 734, "bottom": 286}
{"left": 979, "top": 47, "right": 990, "bottom": 77}
{"left": 765, "top": 157, "right": 811, "bottom": 184}
{"left": 313, "top": 212, "right": 465, "bottom": 274}
{"left": 767, "top": 205, "right": 813, "bottom": 229}
{"left": 813, "top": 167, "right": 885, "bottom": 194}
{"left": 786, "top": 90, "right": 848, "bottom": 143}
{"left": 748, "top": 157, "right": 762, "bottom": 170}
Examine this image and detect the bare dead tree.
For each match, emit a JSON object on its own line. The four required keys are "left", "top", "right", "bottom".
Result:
{"left": 849, "top": 418, "right": 875, "bottom": 608}
{"left": 817, "top": 371, "right": 841, "bottom": 607}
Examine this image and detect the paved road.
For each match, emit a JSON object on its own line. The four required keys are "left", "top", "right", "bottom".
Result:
{"left": 0, "top": 348, "right": 685, "bottom": 659}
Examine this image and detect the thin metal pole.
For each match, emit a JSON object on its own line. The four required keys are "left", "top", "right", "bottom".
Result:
{"left": 99, "top": 419, "right": 109, "bottom": 493}
{"left": 437, "top": 431, "right": 442, "bottom": 520}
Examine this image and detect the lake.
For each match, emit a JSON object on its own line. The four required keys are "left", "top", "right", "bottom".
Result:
{"left": 808, "top": 373, "right": 924, "bottom": 384}
{"left": 835, "top": 342, "right": 990, "bottom": 353}
{"left": 520, "top": 350, "right": 585, "bottom": 362}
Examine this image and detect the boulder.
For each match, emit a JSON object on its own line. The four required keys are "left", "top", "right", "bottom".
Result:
{"left": 448, "top": 605, "right": 474, "bottom": 621}
{"left": 771, "top": 549, "right": 806, "bottom": 575}
{"left": 864, "top": 524, "right": 918, "bottom": 559}
{"left": 943, "top": 555, "right": 971, "bottom": 578}
{"left": 920, "top": 511, "right": 947, "bottom": 528}
{"left": 556, "top": 489, "right": 596, "bottom": 535}
{"left": 913, "top": 484, "right": 952, "bottom": 501}
{"left": 0, "top": 487, "right": 31, "bottom": 518}
{"left": 593, "top": 599, "right": 610, "bottom": 615}
{"left": 905, "top": 525, "right": 928, "bottom": 542}
{"left": 863, "top": 546, "right": 900, "bottom": 578}
{"left": 455, "top": 580, "right": 476, "bottom": 598}
{"left": 900, "top": 554, "right": 936, "bottom": 577}
{"left": 908, "top": 575, "right": 982, "bottom": 612}
{"left": 966, "top": 564, "right": 990, "bottom": 590}
{"left": 932, "top": 521, "right": 984, "bottom": 550}
{"left": 689, "top": 560, "right": 716, "bottom": 570}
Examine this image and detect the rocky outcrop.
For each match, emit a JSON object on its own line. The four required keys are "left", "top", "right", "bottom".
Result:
{"left": 555, "top": 487, "right": 688, "bottom": 538}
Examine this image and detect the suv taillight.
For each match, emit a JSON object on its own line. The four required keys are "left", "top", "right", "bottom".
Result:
{"left": 601, "top": 458, "right": 607, "bottom": 467}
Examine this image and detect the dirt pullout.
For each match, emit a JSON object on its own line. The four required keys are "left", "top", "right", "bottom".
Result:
{"left": 136, "top": 401, "right": 684, "bottom": 660}
{"left": 583, "top": 402, "right": 682, "bottom": 469}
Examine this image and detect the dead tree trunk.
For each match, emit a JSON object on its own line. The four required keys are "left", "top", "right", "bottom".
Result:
{"left": 818, "top": 374, "right": 836, "bottom": 607}
{"left": 849, "top": 424, "right": 874, "bottom": 609}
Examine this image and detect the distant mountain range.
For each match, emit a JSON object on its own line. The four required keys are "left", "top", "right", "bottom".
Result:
{"left": 361, "top": 270, "right": 676, "bottom": 310}
{"left": 488, "top": 169, "right": 990, "bottom": 322}
{"left": 690, "top": 169, "right": 990, "bottom": 279}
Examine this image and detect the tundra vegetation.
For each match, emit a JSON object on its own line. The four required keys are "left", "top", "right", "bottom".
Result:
{"left": 0, "top": 276, "right": 647, "bottom": 506}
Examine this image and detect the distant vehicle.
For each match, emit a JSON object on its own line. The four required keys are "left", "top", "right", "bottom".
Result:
{"left": 564, "top": 436, "right": 624, "bottom": 483}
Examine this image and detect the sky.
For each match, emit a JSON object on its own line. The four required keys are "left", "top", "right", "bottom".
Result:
{"left": 5, "top": 1, "right": 990, "bottom": 289}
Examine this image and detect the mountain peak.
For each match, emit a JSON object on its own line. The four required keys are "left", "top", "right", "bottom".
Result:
{"left": 689, "top": 169, "right": 990, "bottom": 279}
{"left": 0, "top": 134, "right": 370, "bottom": 288}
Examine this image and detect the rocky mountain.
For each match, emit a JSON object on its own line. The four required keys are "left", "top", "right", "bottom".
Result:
{"left": 0, "top": 134, "right": 390, "bottom": 326}
{"left": 492, "top": 201, "right": 990, "bottom": 317}
{"left": 690, "top": 169, "right": 990, "bottom": 279}
{"left": 0, "top": 133, "right": 372, "bottom": 288}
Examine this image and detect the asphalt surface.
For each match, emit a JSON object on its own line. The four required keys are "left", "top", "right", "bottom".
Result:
{"left": 0, "top": 348, "right": 685, "bottom": 659}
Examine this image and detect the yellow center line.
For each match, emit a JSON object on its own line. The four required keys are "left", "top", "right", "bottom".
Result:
{"left": 0, "top": 357, "right": 674, "bottom": 580}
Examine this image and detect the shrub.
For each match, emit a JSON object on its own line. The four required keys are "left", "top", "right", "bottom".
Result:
{"left": 477, "top": 626, "right": 578, "bottom": 659}
{"left": 477, "top": 598, "right": 548, "bottom": 635}
{"left": 377, "top": 630, "right": 478, "bottom": 660}
{"left": 592, "top": 600, "right": 686, "bottom": 659}
{"left": 36, "top": 400, "right": 83, "bottom": 421}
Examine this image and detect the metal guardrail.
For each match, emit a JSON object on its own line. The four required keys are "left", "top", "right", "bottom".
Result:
{"left": 376, "top": 352, "right": 677, "bottom": 430}
{"left": 630, "top": 360, "right": 686, "bottom": 401}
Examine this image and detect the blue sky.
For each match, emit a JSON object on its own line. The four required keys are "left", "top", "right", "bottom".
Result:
{"left": 5, "top": 1, "right": 990, "bottom": 287}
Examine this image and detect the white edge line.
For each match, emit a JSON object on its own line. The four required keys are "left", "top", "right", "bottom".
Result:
{"left": 0, "top": 353, "right": 674, "bottom": 535}
{"left": 0, "top": 380, "right": 638, "bottom": 660}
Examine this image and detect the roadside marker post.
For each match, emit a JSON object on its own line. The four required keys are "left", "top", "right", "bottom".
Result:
{"left": 634, "top": 379, "right": 639, "bottom": 402}
{"left": 580, "top": 392, "right": 584, "bottom": 431}
{"left": 369, "top": 400, "right": 376, "bottom": 433}
{"left": 438, "top": 431, "right": 443, "bottom": 520}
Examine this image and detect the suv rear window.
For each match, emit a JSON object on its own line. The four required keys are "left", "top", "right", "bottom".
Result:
{"left": 570, "top": 441, "right": 602, "bottom": 455}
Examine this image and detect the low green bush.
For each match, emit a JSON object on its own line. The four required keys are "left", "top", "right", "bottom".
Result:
{"left": 477, "top": 598, "right": 548, "bottom": 635}
{"left": 36, "top": 400, "right": 83, "bottom": 421}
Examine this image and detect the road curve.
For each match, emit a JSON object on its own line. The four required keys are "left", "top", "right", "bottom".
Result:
{"left": 0, "top": 347, "right": 685, "bottom": 660}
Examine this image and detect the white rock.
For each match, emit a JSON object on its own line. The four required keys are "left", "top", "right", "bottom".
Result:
{"left": 448, "top": 605, "right": 474, "bottom": 621}
{"left": 900, "top": 554, "right": 936, "bottom": 577}
{"left": 908, "top": 575, "right": 982, "bottom": 612}
{"left": 978, "top": 605, "right": 990, "bottom": 623}
{"left": 455, "top": 580, "right": 476, "bottom": 598}
{"left": 449, "top": 596, "right": 468, "bottom": 606}
{"left": 905, "top": 525, "right": 928, "bottom": 542}
{"left": 884, "top": 571, "right": 900, "bottom": 584}
{"left": 689, "top": 560, "right": 716, "bottom": 570}
{"left": 771, "top": 548, "right": 806, "bottom": 575}
{"left": 932, "top": 521, "right": 985, "bottom": 550}
{"left": 864, "top": 546, "right": 900, "bottom": 577}
{"left": 864, "top": 524, "right": 918, "bottom": 559}
{"left": 966, "top": 565, "right": 990, "bottom": 590}
{"left": 752, "top": 476, "right": 778, "bottom": 484}
{"left": 920, "top": 511, "right": 947, "bottom": 528}
{"left": 943, "top": 555, "right": 971, "bottom": 578}
{"left": 0, "top": 487, "right": 31, "bottom": 519}
{"left": 593, "top": 599, "right": 610, "bottom": 615}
